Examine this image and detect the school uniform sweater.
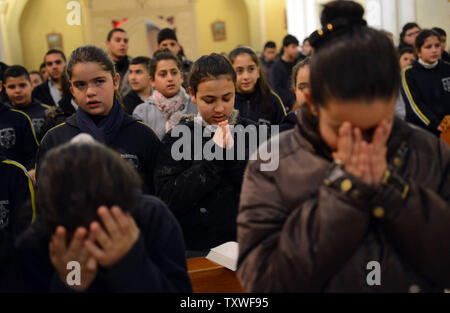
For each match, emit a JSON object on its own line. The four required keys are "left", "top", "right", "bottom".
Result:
{"left": 37, "top": 113, "right": 161, "bottom": 195}
{"left": 401, "top": 59, "right": 450, "bottom": 136}
{"left": 0, "top": 102, "right": 39, "bottom": 169}
{"left": 15, "top": 195, "right": 193, "bottom": 293}
{"left": 234, "top": 87, "right": 286, "bottom": 125}
{"left": 8, "top": 100, "right": 50, "bottom": 138}
{"left": 0, "top": 155, "right": 35, "bottom": 238}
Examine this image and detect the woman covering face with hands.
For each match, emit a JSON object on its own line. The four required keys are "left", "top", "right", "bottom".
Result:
{"left": 16, "top": 139, "right": 192, "bottom": 292}
{"left": 237, "top": 0, "right": 450, "bottom": 293}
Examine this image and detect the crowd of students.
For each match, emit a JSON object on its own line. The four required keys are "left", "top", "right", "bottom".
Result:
{"left": 0, "top": 0, "right": 449, "bottom": 293}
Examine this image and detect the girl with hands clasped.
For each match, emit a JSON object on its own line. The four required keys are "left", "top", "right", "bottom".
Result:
{"left": 16, "top": 139, "right": 192, "bottom": 292}
{"left": 237, "top": 0, "right": 450, "bottom": 293}
{"left": 154, "top": 54, "right": 257, "bottom": 256}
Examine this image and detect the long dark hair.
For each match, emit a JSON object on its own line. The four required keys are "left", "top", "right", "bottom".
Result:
{"left": 309, "top": 0, "right": 399, "bottom": 108}
{"left": 37, "top": 141, "right": 141, "bottom": 236}
{"left": 229, "top": 46, "right": 273, "bottom": 119}
{"left": 188, "top": 53, "right": 236, "bottom": 95}
{"left": 66, "top": 45, "right": 121, "bottom": 102}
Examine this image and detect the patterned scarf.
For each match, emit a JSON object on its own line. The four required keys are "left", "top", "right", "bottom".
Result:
{"left": 152, "top": 88, "right": 190, "bottom": 132}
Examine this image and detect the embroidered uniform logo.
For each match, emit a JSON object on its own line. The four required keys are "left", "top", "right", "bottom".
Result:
{"left": 0, "top": 200, "right": 10, "bottom": 229}
{"left": 443, "top": 77, "right": 450, "bottom": 92}
{"left": 32, "top": 118, "right": 46, "bottom": 133}
{"left": 0, "top": 128, "right": 16, "bottom": 149}
{"left": 120, "top": 154, "right": 139, "bottom": 170}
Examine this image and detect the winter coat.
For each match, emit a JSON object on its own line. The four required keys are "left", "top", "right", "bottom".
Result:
{"left": 154, "top": 110, "right": 257, "bottom": 250}
{"left": 237, "top": 105, "right": 450, "bottom": 292}
{"left": 15, "top": 195, "right": 193, "bottom": 293}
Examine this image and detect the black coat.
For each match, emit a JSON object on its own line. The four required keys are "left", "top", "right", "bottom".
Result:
{"left": 0, "top": 229, "right": 28, "bottom": 292}
{"left": 234, "top": 87, "right": 286, "bottom": 126}
{"left": 123, "top": 90, "right": 144, "bottom": 115}
{"left": 37, "top": 113, "right": 160, "bottom": 194}
{"left": 154, "top": 111, "right": 256, "bottom": 250}
{"left": 32, "top": 81, "right": 57, "bottom": 107}
{"left": 401, "top": 60, "right": 450, "bottom": 136}
{"left": 15, "top": 195, "right": 193, "bottom": 293}
{"left": 0, "top": 103, "right": 39, "bottom": 169}
{"left": 269, "top": 58, "right": 296, "bottom": 111}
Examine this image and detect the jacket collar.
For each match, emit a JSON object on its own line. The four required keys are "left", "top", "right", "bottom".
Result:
{"left": 65, "top": 107, "right": 135, "bottom": 128}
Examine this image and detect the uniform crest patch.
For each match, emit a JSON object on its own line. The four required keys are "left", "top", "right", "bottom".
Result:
{"left": 0, "top": 128, "right": 16, "bottom": 149}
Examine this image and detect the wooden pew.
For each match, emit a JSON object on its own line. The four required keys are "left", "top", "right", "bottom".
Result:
{"left": 187, "top": 257, "right": 244, "bottom": 293}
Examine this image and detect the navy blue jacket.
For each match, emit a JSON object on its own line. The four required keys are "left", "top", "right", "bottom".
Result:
{"left": 37, "top": 113, "right": 160, "bottom": 194}
{"left": 15, "top": 195, "right": 192, "bottom": 293}
{"left": 234, "top": 87, "right": 286, "bottom": 126}
{"left": 401, "top": 60, "right": 450, "bottom": 136}
{"left": 8, "top": 100, "right": 50, "bottom": 138}
{"left": 269, "top": 58, "right": 296, "bottom": 111}
{"left": 0, "top": 155, "right": 35, "bottom": 238}
{"left": 0, "top": 102, "right": 39, "bottom": 169}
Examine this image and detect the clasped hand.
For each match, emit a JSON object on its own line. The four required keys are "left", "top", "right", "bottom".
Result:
{"left": 332, "top": 120, "right": 391, "bottom": 185}
{"left": 49, "top": 205, "right": 139, "bottom": 291}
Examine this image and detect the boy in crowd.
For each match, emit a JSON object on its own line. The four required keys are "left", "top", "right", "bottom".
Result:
{"left": 432, "top": 27, "right": 450, "bottom": 63}
{"left": 32, "top": 49, "right": 66, "bottom": 107}
{"left": 106, "top": 28, "right": 131, "bottom": 95}
{"left": 301, "top": 37, "right": 313, "bottom": 57}
{"left": 4, "top": 66, "right": 50, "bottom": 137}
{"left": 260, "top": 41, "right": 277, "bottom": 79}
{"left": 157, "top": 28, "right": 193, "bottom": 87}
{"left": 29, "top": 71, "right": 43, "bottom": 91}
{"left": 269, "top": 34, "right": 300, "bottom": 111}
{"left": 0, "top": 71, "right": 38, "bottom": 169}
{"left": 123, "top": 56, "right": 152, "bottom": 114}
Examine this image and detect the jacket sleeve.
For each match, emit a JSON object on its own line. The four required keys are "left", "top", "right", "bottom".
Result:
{"left": 7, "top": 162, "right": 34, "bottom": 237}
{"left": 236, "top": 159, "right": 372, "bottom": 292}
{"left": 13, "top": 111, "right": 39, "bottom": 170}
{"left": 137, "top": 124, "right": 161, "bottom": 195}
{"left": 380, "top": 139, "right": 450, "bottom": 287}
{"left": 101, "top": 197, "right": 192, "bottom": 292}
{"left": 401, "top": 67, "right": 441, "bottom": 130}
{"left": 154, "top": 132, "right": 227, "bottom": 217}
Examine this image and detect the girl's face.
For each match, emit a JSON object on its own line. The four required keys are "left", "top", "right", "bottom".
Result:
{"left": 232, "top": 53, "right": 260, "bottom": 94}
{"left": 70, "top": 62, "right": 119, "bottom": 116}
{"left": 190, "top": 75, "right": 235, "bottom": 125}
{"left": 404, "top": 27, "right": 420, "bottom": 46}
{"left": 151, "top": 59, "right": 183, "bottom": 98}
{"left": 418, "top": 36, "right": 441, "bottom": 64}
{"left": 399, "top": 52, "right": 416, "bottom": 69}
{"left": 317, "top": 97, "right": 395, "bottom": 152}
{"left": 294, "top": 66, "right": 310, "bottom": 110}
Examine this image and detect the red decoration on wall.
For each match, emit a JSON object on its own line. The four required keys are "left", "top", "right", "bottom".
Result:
{"left": 166, "top": 16, "right": 175, "bottom": 25}
{"left": 112, "top": 17, "right": 128, "bottom": 28}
